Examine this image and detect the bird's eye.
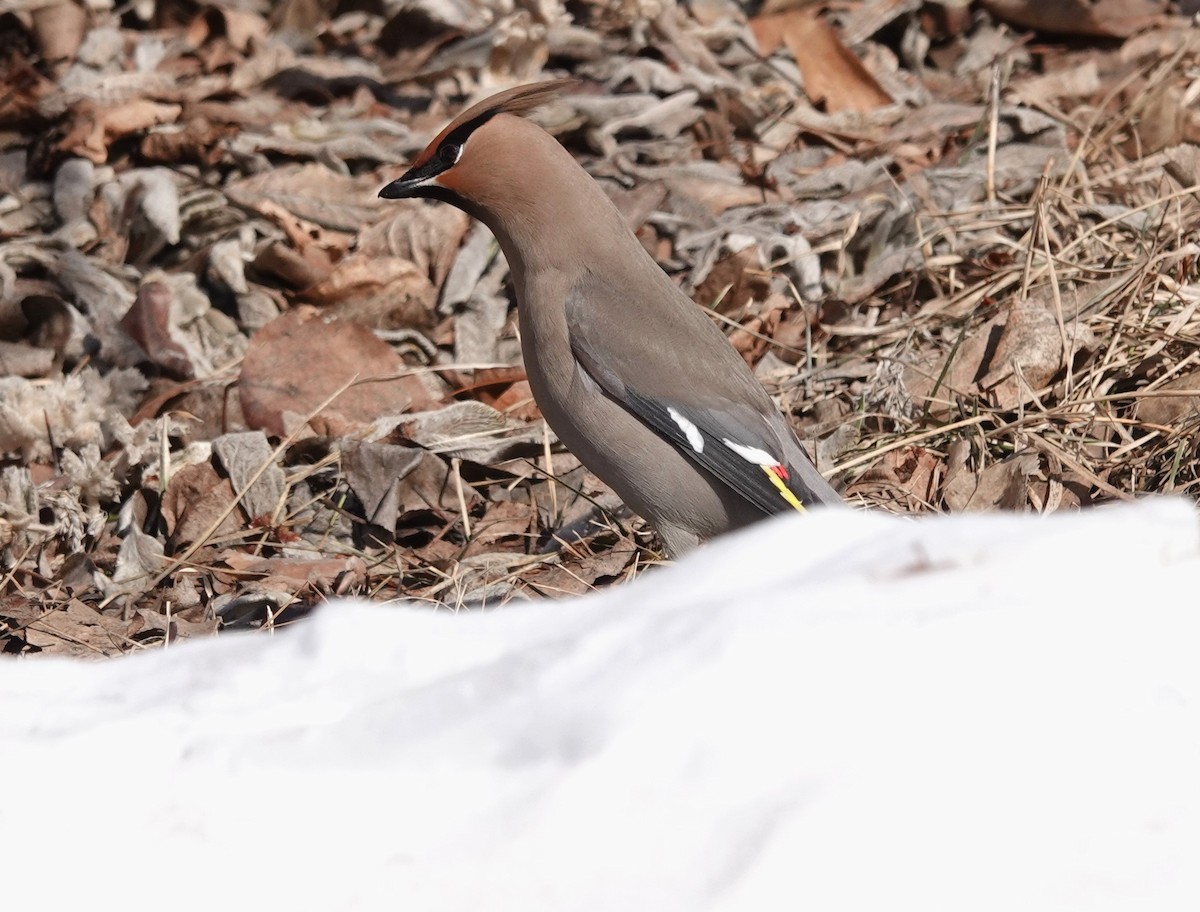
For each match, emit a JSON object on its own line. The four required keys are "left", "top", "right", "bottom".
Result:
{"left": 439, "top": 143, "right": 462, "bottom": 165}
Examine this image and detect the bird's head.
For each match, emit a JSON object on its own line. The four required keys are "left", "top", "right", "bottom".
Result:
{"left": 379, "top": 80, "right": 573, "bottom": 217}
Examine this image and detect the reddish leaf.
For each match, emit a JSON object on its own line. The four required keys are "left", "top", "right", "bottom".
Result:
{"left": 239, "top": 307, "right": 440, "bottom": 437}
{"left": 750, "top": 9, "right": 892, "bottom": 113}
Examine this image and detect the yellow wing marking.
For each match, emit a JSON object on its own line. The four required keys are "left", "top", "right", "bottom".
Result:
{"left": 763, "top": 465, "right": 806, "bottom": 513}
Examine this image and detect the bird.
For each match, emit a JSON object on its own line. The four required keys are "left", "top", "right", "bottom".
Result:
{"left": 379, "top": 80, "right": 841, "bottom": 557}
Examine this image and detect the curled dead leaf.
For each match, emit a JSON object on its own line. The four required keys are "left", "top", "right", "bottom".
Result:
{"left": 110, "top": 525, "right": 165, "bottom": 595}
{"left": 253, "top": 240, "right": 333, "bottom": 291}
{"left": 57, "top": 99, "right": 182, "bottom": 164}
{"left": 303, "top": 256, "right": 437, "bottom": 331}
{"left": 120, "top": 281, "right": 196, "bottom": 379}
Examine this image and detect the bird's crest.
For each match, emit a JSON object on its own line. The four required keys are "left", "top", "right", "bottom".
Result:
{"left": 452, "top": 79, "right": 573, "bottom": 125}
{"left": 410, "top": 80, "right": 574, "bottom": 170}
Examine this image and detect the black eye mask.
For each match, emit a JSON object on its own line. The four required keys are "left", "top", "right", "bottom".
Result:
{"left": 378, "top": 110, "right": 496, "bottom": 199}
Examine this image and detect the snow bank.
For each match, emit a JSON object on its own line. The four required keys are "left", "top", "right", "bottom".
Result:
{"left": 3, "top": 499, "right": 1199, "bottom": 910}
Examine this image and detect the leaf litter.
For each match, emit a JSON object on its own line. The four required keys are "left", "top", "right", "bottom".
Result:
{"left": 0, "top": 0, "right": 1197, "bottom": 655}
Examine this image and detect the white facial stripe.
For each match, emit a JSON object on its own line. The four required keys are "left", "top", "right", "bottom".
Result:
{"left": 721, "top": 438, "right": 777, "bottom": 466}
{"left": 668, "top": 407, "right": 704, "bottom": 453}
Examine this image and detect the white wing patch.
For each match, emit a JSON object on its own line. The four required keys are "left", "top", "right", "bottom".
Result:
{"left": 722, "top": 438, "right": 777, "bottom": 466}
{"left": 667, "top": 407, "right": 704, "bottom": 453}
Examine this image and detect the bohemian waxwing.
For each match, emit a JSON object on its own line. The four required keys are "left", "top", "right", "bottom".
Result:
{"left": 380, "top": 81, "right": 841, "bottom": 557}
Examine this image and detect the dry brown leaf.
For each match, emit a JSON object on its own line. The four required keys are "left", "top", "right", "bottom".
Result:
{"left": 225, "top": 163, "right": 383, "bottom": 233}
{"left": 22, "top": 598, "right": 128, "bottom": 656}
{"left": 465, "top": 501, "right": 535, "bottom": 555}
{"left": 694, "top": 246, "right": 771, "bottom": 315}
{"left": 212, "top": 431, "right": 286, "bottom": 523}
{"left": 57, "top": 552, "right": 99, "bottom": 595}
{"left": 487, "top": 379, "right": 541, "bottom": 422}
{"left": 239, "top": 307, "right": 439, "bottom": 437}
{"left": 30, "top": 1, "right": 88, "bottom": 67}
{"left": 943, "top": 453, "right": 1041, "bottom": 512}
{"left": 253, "top": 240, "right": 333, "bottom": 291}
{"left": 906, "top": 290, "right": 1098, "bottom": 415}
{"left": 270, "top": 0, "right": 337, "bottom": 34}
{"left": 1123, "top": 83, "right": 1187, "bottom": 157}
{"left": 340, "top": 440, "right": 425, "bottom": 534}
{"left": 186, "top": 6, "right": 270, "bottom": 53}
{"left": 874, "top": 446, "right": 940, "bottom": 505}
{"left": 729, "top": 308, "right": 785, "bottom": 364}
{"left": 521, "top": 549, "right": 635, "bottom": 597}
{"left": 392, "top": 401, "right": 509, "bottom": 453}
{"left": 357, "top": 202, "right": 472, "bottom": 292}
{"left": 57, "top": 99, "right": 183, "bottom": 163}
{"left": 110, "top": 525, "right": 165, "bottom": 594}
{"left": 663, "top": 172, "right": 775, "bottom": 215}
{"left": 128, "top": 606, "right": 215, "bottom": 644}
{"left": 1010, "top": 60, "right": 1102, "bottom": 105}
{"left": 977, "top": 301, "right": 1065, "bottom": 407}
{"left": 0, "top": 55, "right": 56, "bottom": 132}
{"left": 980, "top": 0, "right": 1167, "bottom": 38}
{"left": 304, "top": 256, "right": 436, "bottom": 330}
{"left": 161, "top": 461, "right": 243, "bottom": 549}
{"left": 341, "top": 440, "right": 467, "bottom": 538}
{"left": 219, "top": 554, "right": 366, "bottom": 597}
{"left": 902, "top": 328, "right": 985, "bottom": 417}
{"left": 1162, "top": 144, "right": 1200, "bottom": 189}
{"left": 751, "top": 9, "right": 891, "bottom": 113}
{"left": 978, "top": 297, "right": 1097, "bottom": 410}
{"left": 769, "top": 300, "right": 822, "bottom": 365}
{"left": 247, "top": 200, "right": 349, "bottom": 291}
{"left": 140, "top": 117, "right": 234, "bottom": 166}
{"left": 1133, "top": 372, "right": 1200, "bottom": 428}
{"left": 120, "top": 281, "right": 196, "bottom": 380}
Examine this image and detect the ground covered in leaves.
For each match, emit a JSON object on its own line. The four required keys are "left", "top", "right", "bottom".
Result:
{"left": 1, "top": 0, "right": 1197, "bottom": 656}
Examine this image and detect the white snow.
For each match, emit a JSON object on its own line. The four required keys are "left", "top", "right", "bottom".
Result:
{"left": 2, "top": 498, "right": 1199, "bottom": 911}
